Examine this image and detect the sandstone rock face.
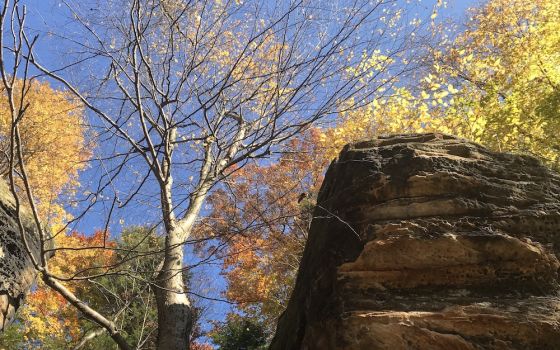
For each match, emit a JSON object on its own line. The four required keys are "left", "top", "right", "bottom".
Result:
{"left": 270, "top": 133, "right": 560, "bottom": 350}
{"left": 0, "top": 179, "right": 44, "bottom": 332}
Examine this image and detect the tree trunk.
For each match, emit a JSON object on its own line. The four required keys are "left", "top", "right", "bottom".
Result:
{"left": 154, "top": 231, "right": 192, "bottom": 350}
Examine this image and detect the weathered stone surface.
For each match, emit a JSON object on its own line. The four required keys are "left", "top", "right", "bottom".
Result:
{"left": 270, "top": 133, "right": 560, "bottom": 350}
{"left": 0, "top": 179, "right": 45, "bottom": 332}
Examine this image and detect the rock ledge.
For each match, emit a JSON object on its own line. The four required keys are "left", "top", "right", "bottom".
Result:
{"left": 270, "top": 133, "right": 560, "bottom": 350}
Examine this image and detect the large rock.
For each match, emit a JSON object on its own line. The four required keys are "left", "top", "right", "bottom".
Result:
{"left": 0, "top": 179, "right": 45, "bottom": 332}
{"left": 270, "top": 133, "right": 560, "bottom": 350}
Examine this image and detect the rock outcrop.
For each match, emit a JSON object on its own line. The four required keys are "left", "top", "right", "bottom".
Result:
{"left": 0, "top": 179, "right": 45, "bottom": 332}
{"left": 270, "top": 133, "right": 560, "bottom": 350}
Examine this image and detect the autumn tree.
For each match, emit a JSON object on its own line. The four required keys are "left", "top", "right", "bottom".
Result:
{"left": 438, "top": 0, "right": 560, "bottom": 163}
{"left": 0, "top": 231, "right": 115, "bottom": 349}
{"left": 332, "top": 0, "right": 560, "bottom": 164}
{"left": 198, "top": 130, "right": 327, "bottom": 334}
{"left": 0, "top": 79, "right": 88, "bottom": 223}
{"left": 0, "top": 0, "right": 429, "bottom": 348}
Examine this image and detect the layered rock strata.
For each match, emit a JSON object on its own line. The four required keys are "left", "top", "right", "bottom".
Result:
{"left": 270, "top": 133, "right": 560, "bottom": 350}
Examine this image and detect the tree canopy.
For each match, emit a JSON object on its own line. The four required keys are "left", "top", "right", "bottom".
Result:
{"left": 0, "top": 0, "right": 558, "bottom": 349}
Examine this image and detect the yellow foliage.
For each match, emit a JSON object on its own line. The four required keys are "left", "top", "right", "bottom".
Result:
{"left": 323, "top": 0, "right": 560, "bottom": 166}
{"left": 0, "top": 79, "right": 89, "bottom": 227}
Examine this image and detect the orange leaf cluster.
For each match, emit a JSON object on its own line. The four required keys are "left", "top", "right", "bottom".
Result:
{"left": 16, "top": 231, "right": 116, "bottom": 347}
{"left": 200, "top": 129, "right": 328, "bottom": 329}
